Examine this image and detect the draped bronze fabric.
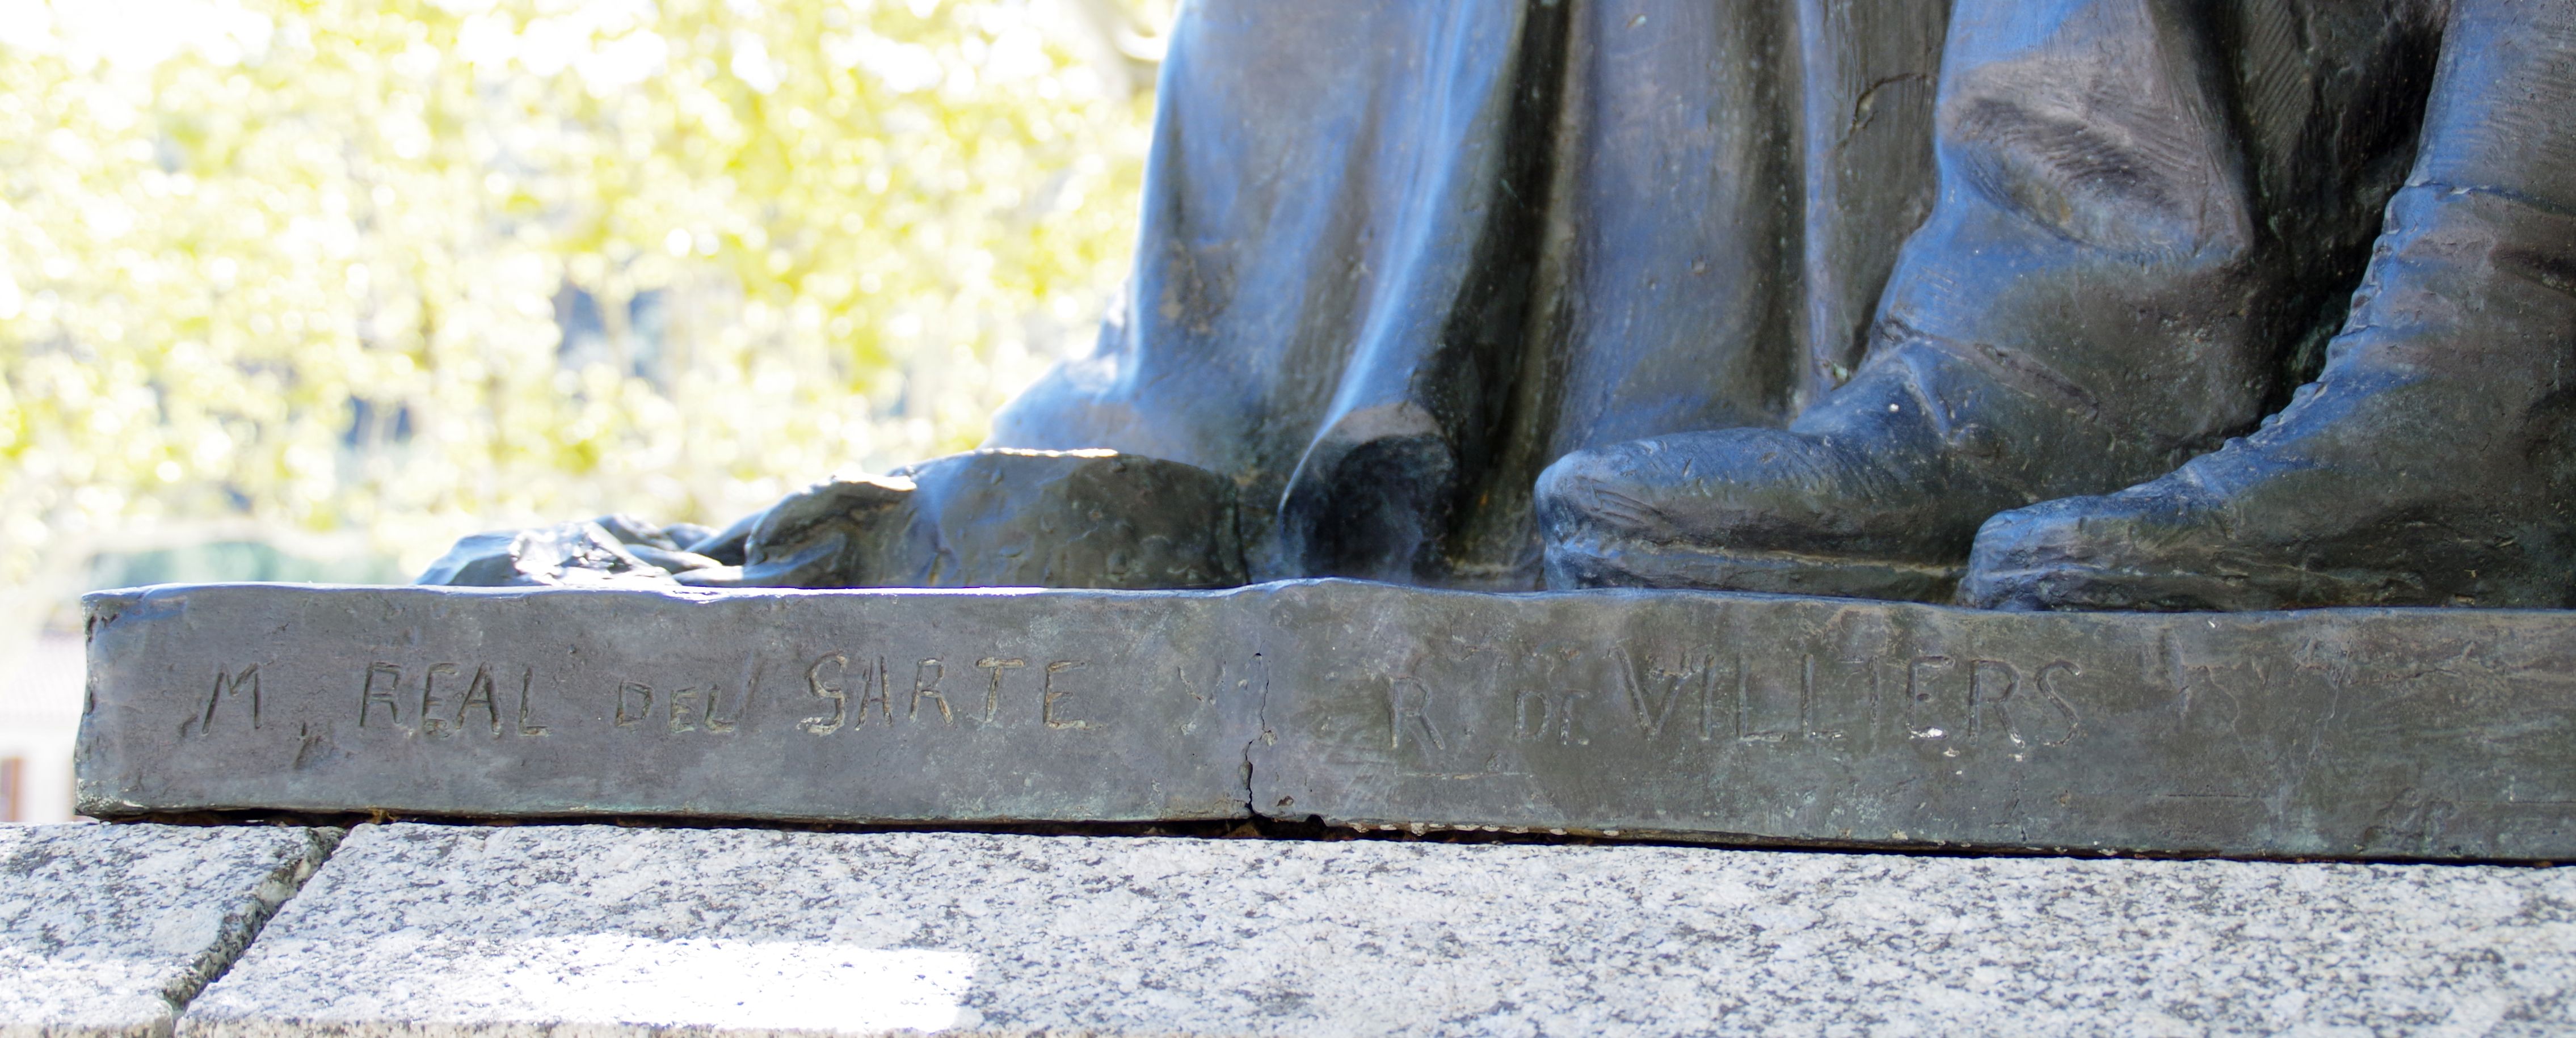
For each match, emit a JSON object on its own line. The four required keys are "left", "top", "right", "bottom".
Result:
{"left": 986, "top": 0, "right": 2452, "bottom": 592}
{"left": 987, "top": 0, "right": 1951, "bottom": 588}
{"left": 427, "top": 0, "right": 2573, "bottom": 611}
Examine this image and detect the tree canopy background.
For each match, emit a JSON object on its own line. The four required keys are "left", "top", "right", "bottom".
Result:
{"left": 0, "top": 0, "right": 1167, "bottom": 634}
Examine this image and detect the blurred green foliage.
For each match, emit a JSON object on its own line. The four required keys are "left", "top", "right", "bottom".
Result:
{"left": 0, "top": 0, "right": 1164, "bottom": 594}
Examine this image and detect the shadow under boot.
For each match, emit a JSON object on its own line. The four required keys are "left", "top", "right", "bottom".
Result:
{"left": 1277, "top": 424, "right": 1462, "bottom": 584}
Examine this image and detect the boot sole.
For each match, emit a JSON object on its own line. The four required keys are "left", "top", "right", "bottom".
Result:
{"left": 1545, "top": 540, "right": 1960, "bottom": 603}
{"left": 1960, "top": 562, "right": 2438, "bottom": 613}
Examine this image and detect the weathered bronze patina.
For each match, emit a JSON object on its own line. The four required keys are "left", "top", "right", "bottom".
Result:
{"left": 355, "top": 2, "right": 2576, "bottom": 853}
{"left": 428, "top": 0, "right": 2576, "bottom": 614}
{"left": 1543, "top": 0, "right": 2576, "bottom": 611}
{"left": 79, "top": 581, "right": 2576, "bottom": 860}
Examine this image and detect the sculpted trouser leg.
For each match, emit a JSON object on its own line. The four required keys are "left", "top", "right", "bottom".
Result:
{"left": 1962, "top": 0, "right": 2576, "bottom": 610}
{"left": 1535, "top": 0, "right": 2436, "bottom": 599}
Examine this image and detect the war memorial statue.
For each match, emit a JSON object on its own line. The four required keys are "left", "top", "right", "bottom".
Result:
{"left": 74, "top": 0, "right": 2576, "bottom": 861}
{"left": 416, "top": 0, "right": 2576, "bottom": 617}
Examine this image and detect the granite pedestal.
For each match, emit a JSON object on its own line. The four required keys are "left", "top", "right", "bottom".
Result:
{"left": 178, "top": 823, "right": 2576, "bottom": 1037}
{"left": 0, "top": 824, "right": 335, "bottom": 1038}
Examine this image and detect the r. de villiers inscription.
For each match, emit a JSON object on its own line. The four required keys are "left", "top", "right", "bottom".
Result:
{"left": 81, "top": 581, "right": 2576, "bottom": 860}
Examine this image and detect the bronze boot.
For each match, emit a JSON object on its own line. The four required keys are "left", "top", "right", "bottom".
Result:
{"left": 1962, "top": 3, "right": 2576, "bottom": 611}
{"left": 1539, "top": 0, "right": 2432, "bottom": 600}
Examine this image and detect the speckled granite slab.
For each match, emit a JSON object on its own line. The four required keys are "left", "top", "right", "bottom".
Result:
{"left": 79, "top": 581, "right": 2576, "bottom": 859}
{"left": 0, "top": 824, "right": 335, "bottom": 1038}
{"left": 180, "top": 823, "right": 2575, "bottom": 1037}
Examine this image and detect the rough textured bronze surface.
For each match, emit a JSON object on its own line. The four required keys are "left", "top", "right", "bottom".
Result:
{"left": 420, "top": 450, "right": 1247, "bottom": 592}
{"left": 79, "top": 582, "right": 2576, "bottom": 860}
{"left": 1249, "top": 584, "right": 2576, "bottom": 860}
{"left": 79, "top": 584, "right": 1264, "bottom": 825}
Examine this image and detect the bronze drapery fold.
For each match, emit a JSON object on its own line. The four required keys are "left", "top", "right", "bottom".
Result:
{"left": 987, "top": 0, "right": 1952, "bottom": 588}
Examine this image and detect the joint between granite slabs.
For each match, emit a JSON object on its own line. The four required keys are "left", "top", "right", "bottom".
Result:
{"left": 154, "top": 827, "right": 347, "bottom": 1032}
